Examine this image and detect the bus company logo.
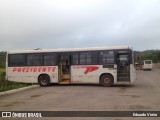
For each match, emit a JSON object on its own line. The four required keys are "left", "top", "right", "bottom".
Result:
{"left": 12, "top": 67, "right": 56, "bottom": 73}
{"left": 73, "top": 66, "right": 99, "bottom": 74}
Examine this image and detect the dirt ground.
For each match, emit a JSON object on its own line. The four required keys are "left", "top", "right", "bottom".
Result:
{"left": 0, "top": 69, "right": 160, "bottom": 120}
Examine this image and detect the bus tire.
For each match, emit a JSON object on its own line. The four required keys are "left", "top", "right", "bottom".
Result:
{"left": 38, "top": 74, "right": 50, "bottom": 87}
{"left": 100, "top": 74, "right": 114, "bottom": 87}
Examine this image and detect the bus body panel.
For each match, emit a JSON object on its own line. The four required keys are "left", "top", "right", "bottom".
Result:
{"left": 71, "top": 65, "right": 117, "bottom": 83}
{"left": 7, "top": 66, "right": 59, "bottom": 83}
{"left": 130, "top": 64, "right": 136, "bottom": 83}
{"left": 7, "top": 67, "right": 26, "bottom": 82}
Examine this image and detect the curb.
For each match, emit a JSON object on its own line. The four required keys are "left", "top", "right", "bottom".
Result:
{"left": 0, "top": 85, "right": 39, "bottom": 96}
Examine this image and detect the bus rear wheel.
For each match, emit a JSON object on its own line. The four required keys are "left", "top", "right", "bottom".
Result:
{"left": 100, "top": 74, "right": 114, "bottom": 87}
{"left": 38, "top": 74, "right": 50, "bottom": 87}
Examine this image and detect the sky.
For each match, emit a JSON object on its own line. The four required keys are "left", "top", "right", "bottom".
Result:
{"left": 0, "top": 0, "right": 160, "bottom": 51}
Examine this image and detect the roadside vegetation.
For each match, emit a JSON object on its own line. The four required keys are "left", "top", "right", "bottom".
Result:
{"left": 0, "top": 52, "right": 32, "bottom": 92}
{"left": 135, "top": 50, "right": 160, "bottom": 63}
{"left": 0, "top": 68, "right": 32, "bottom": 92}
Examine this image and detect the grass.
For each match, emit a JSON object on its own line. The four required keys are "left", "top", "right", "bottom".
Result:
{"left": 0, "top": 68, "right": 32, "bottom": 92}
{"left": 0, "top": 68, "right": 5, "bottom": 73}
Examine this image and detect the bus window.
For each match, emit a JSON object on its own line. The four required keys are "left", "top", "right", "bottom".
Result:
{"left": 27, "top": 54, "right": 42, "bottom": 66}
{"left": 72, "top": 53, "right": 79, "bottom": 65}
{"left": 79, "top": 52, "right": 91, "bottom": 65}
{"left": 9, "top": 54, "right": 25, "bottom": 66}
{"left": 99, "top": 51, "right": 115, "bottom": 64}
{"left": 145, "top": 61, "right": 152, "bottom": 64}
{"left": 44, "top": 54, "right": 56, "bottom": 66}
{"left": 118, "top": 54, "right": 130, "bottom": 65}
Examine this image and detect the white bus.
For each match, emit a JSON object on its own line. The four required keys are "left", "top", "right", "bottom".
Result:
{"left": 6, "top": 46, "right": 136, "bottom": 87}
{"left": 142, "top": 60, "right": 153, "bottom": 70}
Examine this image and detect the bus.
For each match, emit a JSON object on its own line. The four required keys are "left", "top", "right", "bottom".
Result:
{"left": 6, "top": 46, "right": 136, "bottom": 87}
{"left": 142, "top": 60, "right": 153, "bottom": 70}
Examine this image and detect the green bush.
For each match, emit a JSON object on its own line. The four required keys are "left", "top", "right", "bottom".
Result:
{"left": 0, "top": 71, "right": 6, "bottom": 81}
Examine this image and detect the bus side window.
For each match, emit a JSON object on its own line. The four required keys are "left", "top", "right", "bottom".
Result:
{"left": 99, "top": 51, "right": 115, "bottom": 64}
{"left": 44, "top": 54, "right": 56, "bottom": 66}
{"left": 71, "top": 54, "right": 79, "bottom": 65}
{"left": 27, "top": 54, "right": 42, "bottom": 66}
{"left": 9, "top": 54, "right": 25, "bottom": 66}
{"left": 79, "top": 52, "right": 91, "bottom": 65}
{"left": 91, "top": 52, "right": 98, "bottom": 64}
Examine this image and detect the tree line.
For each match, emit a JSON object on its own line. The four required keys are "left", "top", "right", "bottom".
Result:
{"left": 0, "top": 51, "right": 6, "bottom": 68}
{"left": 135, "top": 50, "right": 160, "bottom": 63}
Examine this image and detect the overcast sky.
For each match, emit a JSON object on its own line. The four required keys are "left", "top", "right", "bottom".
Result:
{"left": 0, "top": 0, "right": 160, "bottom": 51}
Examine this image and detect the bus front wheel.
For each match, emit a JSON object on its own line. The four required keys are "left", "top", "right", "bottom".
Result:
{"left": 38, "top": 74, "right": 50, "bottom": 87}
{"left": 100, "top": 74, "right": 114, "bottom": 87}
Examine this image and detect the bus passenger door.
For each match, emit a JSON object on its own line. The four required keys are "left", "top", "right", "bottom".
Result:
{"left": 117, "top": 53, "right": 130, "bottom": 82}
{"left": 58, "top": 54, "right": 71, "bottom": 84}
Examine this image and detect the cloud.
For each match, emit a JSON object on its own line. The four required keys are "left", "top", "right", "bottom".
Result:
{"left": 0, "top": 0, "right": 160, "bottom": 51}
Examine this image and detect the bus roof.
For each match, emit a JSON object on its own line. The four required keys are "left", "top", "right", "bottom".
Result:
{"left": 8, "top": 45, "right": 132, "bottom": 54}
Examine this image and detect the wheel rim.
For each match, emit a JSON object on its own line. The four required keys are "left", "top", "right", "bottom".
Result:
{"left": 41, "top": 77, "right": 47, "bottom": 85}
{"left": 103, "top": 78, "right": 110, "bottom": 84}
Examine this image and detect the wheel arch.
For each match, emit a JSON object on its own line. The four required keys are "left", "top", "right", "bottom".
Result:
{"left": 99, "top": 73, "right": 114, "bottom": 84}
{"left": 38, "top": 73, "right": 50, "bottom": 81}
{"left": 38, "top": 73, "right": 51, "bottom": 86}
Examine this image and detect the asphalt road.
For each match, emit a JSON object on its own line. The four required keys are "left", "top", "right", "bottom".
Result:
{"left": 0, "top": 69, "right": 160, "bottom": 120}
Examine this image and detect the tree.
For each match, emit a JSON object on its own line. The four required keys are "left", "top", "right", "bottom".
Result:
{"left": 0, "top": 52, "right": 7, "bottom": 68}
{"left": 143, "top": 52, "right": 158, "bottom": 63}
